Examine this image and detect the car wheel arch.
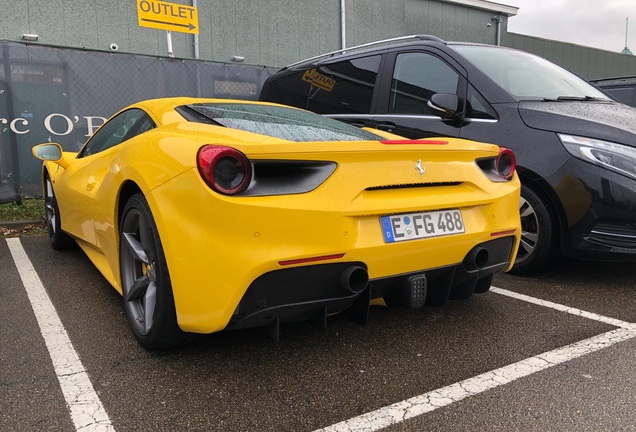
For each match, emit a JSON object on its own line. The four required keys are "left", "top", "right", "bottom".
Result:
{"left": 517, "top": 168, "right": 568, "bottom": 241}
{"left": 117, "top": 181, "right": 143, "bottom": 234}
{"left": 512, "top": 169, "right": 568, "bottom": 273}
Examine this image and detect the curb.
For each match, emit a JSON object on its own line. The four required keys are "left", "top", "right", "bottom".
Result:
{"left": 0, "top": 220, "right": 44, "bottom": 229}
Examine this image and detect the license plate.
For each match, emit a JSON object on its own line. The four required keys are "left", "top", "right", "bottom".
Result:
{"left": 380, "top": 209, "right": 465, "bottom": 243}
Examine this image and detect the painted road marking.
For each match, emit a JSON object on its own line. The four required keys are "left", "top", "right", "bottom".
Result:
{"left": 490, "top": 287, "right": 633, "bottom": 328}
{"left": 7, "top": 238, "right": 115, "bottom": 432}
{"left": 7, "top": 238, "right": 632, "bottom": 432}
{"left": 314, "top": 286, "right": 636, "bottom": 432}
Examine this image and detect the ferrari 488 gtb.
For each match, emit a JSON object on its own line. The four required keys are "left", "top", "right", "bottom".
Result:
{"left": 33, "top": 97, "right": 520, "bottom": 349}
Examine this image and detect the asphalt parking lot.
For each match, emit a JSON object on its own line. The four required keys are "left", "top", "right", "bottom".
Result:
{"left": 2, "top": 234, "right": 636, "bottom": 432}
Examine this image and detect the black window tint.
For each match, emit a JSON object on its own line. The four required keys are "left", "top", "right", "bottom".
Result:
{"left": 261, "top": 70, "right": 314, "bottom": 110}
{"left": 306, "top": 55, "right": 381, "bottom": 114}
{"left": 389, "top": 53, "right": 459, "bottom": 115}
{"left": 80, "top": 108, "right": 150, "bottom": 157}
{"left": 466, "top": 86, "right": 497, "bottom": 119}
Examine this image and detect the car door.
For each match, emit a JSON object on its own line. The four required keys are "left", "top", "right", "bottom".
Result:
{"left": 57, "top": 108, "right": 155, "bottom": 248}
{"left": 372, "top": 49, "right": 468, "bottom": 139}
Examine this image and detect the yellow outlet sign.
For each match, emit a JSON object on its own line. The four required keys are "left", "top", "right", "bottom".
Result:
{"left": 137, "top": 0, "right": 199, "bottom": 34}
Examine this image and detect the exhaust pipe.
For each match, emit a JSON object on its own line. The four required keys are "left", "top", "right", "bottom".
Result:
{"left": 464, "top": 247, "right": 490, "bottom": 271}
{"left": 340, "top": 265, "right": 369, "bottom": 294}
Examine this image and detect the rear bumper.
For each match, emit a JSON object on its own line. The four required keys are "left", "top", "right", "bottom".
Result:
{"left": 148, "top": 169, "right": 520, "bottom": 334}
{"left": 228, "top": 236, "right": 515, "bottom": 337}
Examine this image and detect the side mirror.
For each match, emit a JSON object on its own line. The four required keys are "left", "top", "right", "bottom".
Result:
{"left": 32, "top": 143, "right": 69, "bottom": 169}
{"left": 32, "top": 143, "right": 62, "bottom": 161}
{"left": 427, "top": 93, "right": 459, "bottom": 120}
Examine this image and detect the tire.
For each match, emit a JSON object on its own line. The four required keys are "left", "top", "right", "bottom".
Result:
{"left": 44, "top": 174, "right": 74, "bottom": 250}
{"left": 119, "top": 193, "right": 186, "bottom": 350}
{"left": 509, "top": 184, "right": 560, "bottom": 275}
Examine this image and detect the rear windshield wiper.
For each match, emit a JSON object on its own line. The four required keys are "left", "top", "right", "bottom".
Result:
{"left": 542, "top": 95, "right": 611, "bottom": 102}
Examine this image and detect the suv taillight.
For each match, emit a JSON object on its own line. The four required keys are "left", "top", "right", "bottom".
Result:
{"left": 197, "top": 145, "right": 252, "bottom": 195}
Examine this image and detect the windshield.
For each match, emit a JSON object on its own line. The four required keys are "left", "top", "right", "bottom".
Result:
{"left": 178, "top": 103, "right": 382, "bottom": 142}
{"left": 451, "top": 45, "right": 609, "bottom": 101}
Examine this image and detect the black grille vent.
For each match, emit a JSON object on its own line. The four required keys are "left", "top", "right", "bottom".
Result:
{"left": 366, "top": 182, "right": 462, "bottom": 191}
{"left": 588, "top": 222, "right": 636, "bottom": 248}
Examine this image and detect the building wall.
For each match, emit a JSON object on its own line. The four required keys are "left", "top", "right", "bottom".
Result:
{"left": 342, "top": 0, "right": 502, "bottom": 47}
{"left": 502, "top": 32, "right": 636, "bottom": 80}
{"left": 2, "top": 0, "right": 196, "bottom": 58}
{"left": 1, "top": 0, "right": 505, "bottom": 67}
{"left": 1, "top": 0, "right": 634, "bottom": 76}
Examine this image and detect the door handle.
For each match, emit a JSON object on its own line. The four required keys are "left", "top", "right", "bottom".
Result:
{"left": 86, "top": 181, "right": 97, "bottom": 191}
{"left": 347, "top": 120, "right": 368, "bottom": 128}
{"left": 376, "top": 122, "right": 396, "bottom": 132}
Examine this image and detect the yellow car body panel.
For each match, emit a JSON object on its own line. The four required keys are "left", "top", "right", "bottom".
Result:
{"left": 37, "top": 97, "right": 521, "bottom": 337}
{"left": 148, "top": 168, "right": 519, "bottom": 332}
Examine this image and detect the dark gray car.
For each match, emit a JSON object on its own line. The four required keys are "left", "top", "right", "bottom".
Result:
{"left": 260, "top": 35, "right": 636, "bottom": 274}
{"left": 591, "top": 76, "right": 636, "bottom": 107}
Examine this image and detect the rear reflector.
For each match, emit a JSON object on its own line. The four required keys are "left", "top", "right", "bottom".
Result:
{"left": 491, "top": 229, "right": 517, "bottom": 237}
{"left": 279, "top": 253, "right": 346, "bottom": 266}
{"left": 380, "top": 139, "right": 448, "bottom": 145}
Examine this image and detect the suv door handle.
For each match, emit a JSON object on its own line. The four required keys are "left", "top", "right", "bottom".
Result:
{"left": 347, "top": 120, "right": 369, "bottom": 128}
{"left": 376, "top": 122, "right": 396, "bottom": 132}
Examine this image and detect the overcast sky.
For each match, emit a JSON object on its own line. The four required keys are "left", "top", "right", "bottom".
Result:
{"left": 504, "top": 0, "right": 634, "bottom": 54}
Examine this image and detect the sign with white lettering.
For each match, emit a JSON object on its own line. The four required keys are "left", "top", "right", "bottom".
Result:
{"left": 137, "top": 0, "right": 199, "bottom": 34}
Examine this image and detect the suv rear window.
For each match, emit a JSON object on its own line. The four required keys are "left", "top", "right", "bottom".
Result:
{"left": 177, "top": 103, "right": 383, "bottom": 142}
{"left": 260, "top": 55, "right": 381, "bottom": 115}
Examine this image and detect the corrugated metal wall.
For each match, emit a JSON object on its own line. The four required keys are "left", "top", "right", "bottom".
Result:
{"left": 0, "top": 0, "right": 341, "bottom": 67}
{"left": 1, "top": 0, "right": 635, "bottom": 76}
{"left": 0, "top": 0, "right": 503, "bottom": 67}
{"left": 502, "top": 32, "right": 636, "bottom": 80}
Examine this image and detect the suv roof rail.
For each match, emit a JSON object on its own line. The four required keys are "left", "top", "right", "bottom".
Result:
{"left": 284, "top": 34, "right": 444, "bottom": 69}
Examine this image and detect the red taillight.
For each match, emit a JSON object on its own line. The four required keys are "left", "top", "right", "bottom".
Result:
{"left": 197, "top": 145, "right": 252, "bottom": 195}
{"left": 496, "top": 147, "right": 516, "bottom": 180}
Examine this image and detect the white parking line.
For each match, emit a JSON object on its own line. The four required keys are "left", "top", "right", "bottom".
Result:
{"left": 490, "top": 287, "right": 633, "bottom": 328}
{"left": 9, "top": 236, "right": 633, "bottom": 432}
{"left": 314, "top": 286, "right": 636, "bottom": 432}
{"left": 7, "top": 238, "right": 115, "bottom": 432}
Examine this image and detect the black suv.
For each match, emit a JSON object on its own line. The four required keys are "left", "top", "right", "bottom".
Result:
{"left": 591, "top": 76, "right": 636, "bottom": 107}
{"left": 260, "top": 35, "right": 636, "bottom": 274}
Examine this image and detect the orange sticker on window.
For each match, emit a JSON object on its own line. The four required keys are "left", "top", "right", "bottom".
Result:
{"left": 302, "top": 69, "right": 336, "bottom": 92}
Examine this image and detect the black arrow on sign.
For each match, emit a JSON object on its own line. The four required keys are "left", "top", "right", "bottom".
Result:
{"left": 141, "top": 18, "right": 196, "bottom": 31}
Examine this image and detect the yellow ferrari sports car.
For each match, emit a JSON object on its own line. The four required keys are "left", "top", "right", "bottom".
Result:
{"left": 33, "top": 97, "right": 520, "bottom": 350}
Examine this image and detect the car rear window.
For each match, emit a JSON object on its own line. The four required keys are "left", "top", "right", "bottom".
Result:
{"left": 176, "top": 103, "right": 382, "bottom": 142}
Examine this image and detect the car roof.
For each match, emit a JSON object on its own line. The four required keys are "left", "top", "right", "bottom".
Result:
{"left": 281, "top": 35, "right": 506, "bottom": 71}
{"left": 283, "top": 35, "right": 447, "bottom": 70}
